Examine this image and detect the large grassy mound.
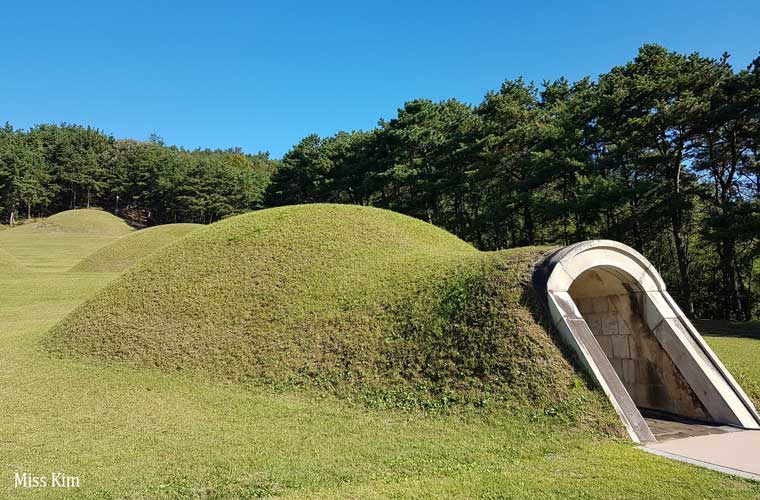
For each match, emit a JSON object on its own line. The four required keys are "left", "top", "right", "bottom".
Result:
{"left": 48, "top": 204, "right": 605, "bottom": 415}
{"left": 71, "top": 223, "right": 202, "bottom": 273}
{"left": 0, "top": 209, "right": 134, "bottom": 272}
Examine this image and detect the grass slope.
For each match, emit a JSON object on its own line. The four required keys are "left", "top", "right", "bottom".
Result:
{"left": 50, "top": 204, "right": 602, "bottom": 415}
{"left": 2, "top": 273, "right": 757, "bottom": 498}
{"left": 1, "top": 247, "right": 26, "bottom": 273}
{"left": 71, "top": 223, "right": 202, "bottom": 273}
{"left": 0, "top": 209, "right": 133, "bottom": 272}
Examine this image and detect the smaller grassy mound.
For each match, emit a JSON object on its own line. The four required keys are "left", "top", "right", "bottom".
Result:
{"left": 72, "top": 223, "right": 202, "bottom": 273}
{"left": 1, "top": 248, "right": 26, "bottom": 273}
{"left": 0, "top": 209, "right": 134, "bottom": 272}
{"left": 40, "top": 209, "right": 134, "bottom": 236}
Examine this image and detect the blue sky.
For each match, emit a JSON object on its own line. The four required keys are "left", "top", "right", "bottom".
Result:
{"left": 2, "top": 1, "right": 759, "bottom": 158}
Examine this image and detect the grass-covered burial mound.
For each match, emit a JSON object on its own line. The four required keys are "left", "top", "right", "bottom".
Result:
{"left": 39, "top": 209, "right": 134, "bottom": 236}
{"left": 48, "top": 204, "right": 609, "bottom": 416}
{"left": 0, "top": 209, "right": 134, "bottom": 272}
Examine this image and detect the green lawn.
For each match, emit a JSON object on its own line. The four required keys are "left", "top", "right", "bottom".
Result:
{"left": 0, "top": 210, "right": 132, "bottom": 272}
{"left": 1, "top": 223, "right": 760, "bottom": 498}
{"left": 697, "top": 320, "right": 760, "bottom": 407}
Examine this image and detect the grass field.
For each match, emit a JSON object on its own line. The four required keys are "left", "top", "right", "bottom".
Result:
{"left": 1, "top": 209, "right": 760, "bottom": 499}
{"left": 0, "top": 210, "right": 133, "bottom": 272}
{"left": 696, "top": 320, "right": 760, "bottom": 406}
{"left": 1, "top": 248, "right": 26, "bottom": 272}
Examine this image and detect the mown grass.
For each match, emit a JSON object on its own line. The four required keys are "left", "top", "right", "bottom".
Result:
{"left": 0, "top": 209, "right": 133, "bottom": 272}
{"left": 1, "top": 247, "right": 26, "bottom": 272}
{"left": 698, "top": 320, "right": 760, "bottom": 407}
{"left": 43, "top": 209, "right": 135, "bottom": 236}
{"left": 1, "top": 207, "right": 760, "bottom": 498}
{"left": 71, "top": 223, "right": 202, "bottom": 273}
{"left": 2, "top": 272, "right": 760, "bottom": 499}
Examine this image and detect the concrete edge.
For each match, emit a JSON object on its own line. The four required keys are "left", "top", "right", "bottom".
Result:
{"left": 638, "top": 446, "right": 760, "bottom": 482}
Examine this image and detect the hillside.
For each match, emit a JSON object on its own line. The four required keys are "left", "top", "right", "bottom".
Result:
{"left": 0, "top": 209, "right": 134, "bottom": 272}
{"left": 71, "top": 223, "right": 202, "bottom": 273}
{"left": 1, "top": 248, "right": 26, "bottom": 273}
{"left": 48, "top": 204, "right": 609, "bottom": 416}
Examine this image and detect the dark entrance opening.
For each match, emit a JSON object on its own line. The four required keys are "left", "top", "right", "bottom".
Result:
{"left": 567, "top": 267, "right": 734, "bottom": 439}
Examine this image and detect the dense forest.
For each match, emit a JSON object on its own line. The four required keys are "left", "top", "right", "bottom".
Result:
{"left": 0, "top": 125, "right": 277, "bottom": 225}
{"left": 1, "top": 45, "right": 758, "bottom": 320}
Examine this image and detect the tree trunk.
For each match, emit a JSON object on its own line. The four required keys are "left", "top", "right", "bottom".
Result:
{"left": 671, "top": 213, "right": 693, "bottom": 315}
{"left": 718, "top": 239, "right": 744, "bottom": 320}
{"left": 735, "top": 257, "right": 751, "bottom": 321}
{"left": 670, "top": 146, "right": 693, "bottom": 315}
{"left": 523, "top": 201, "right": 535, "bottom": 245}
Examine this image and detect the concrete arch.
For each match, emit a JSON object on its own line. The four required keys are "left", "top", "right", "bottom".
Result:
{"left": 533, "top": 240, "right": 760, "bottom": 443}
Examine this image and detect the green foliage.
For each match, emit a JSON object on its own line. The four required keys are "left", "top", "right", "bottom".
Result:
{"left": 2, "top": 44, "right": 758, "bottom": 319}
{"left": 0, "top": 124, "right": 279, "bottom": 226}
{"left": 264, "top": 45, "right": 760, "bottom": 320}
{"left": 107, "top": 141, "right": 276, "bottom": 224}
{"left": 0, "top": 122, "right": 52, "bottom": 224}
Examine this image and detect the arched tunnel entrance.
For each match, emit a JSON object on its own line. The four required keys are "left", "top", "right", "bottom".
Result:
{"left": 569, "top": 267, "right": 712, "bottom": 425}
{"left": 534, "top": 240, "right": 760, "bottom": 443}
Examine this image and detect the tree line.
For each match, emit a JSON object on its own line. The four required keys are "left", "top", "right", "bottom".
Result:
{"left": 266, "top": 45, "right": 760, "bottom": 321}
{"left": 0, "top": 124, "right": 277, "bottom": 225}
{"left": 1, "top": 44, "right": 758, "bottom": 320}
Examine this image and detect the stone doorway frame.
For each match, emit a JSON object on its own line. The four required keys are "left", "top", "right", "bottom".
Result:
{"left": 533, "top": 240, "right": 760, "bottom": 443}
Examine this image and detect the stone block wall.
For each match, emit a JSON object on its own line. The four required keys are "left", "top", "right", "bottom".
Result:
{"left": 575, "top": 293, "right": 711, "bottom": 421}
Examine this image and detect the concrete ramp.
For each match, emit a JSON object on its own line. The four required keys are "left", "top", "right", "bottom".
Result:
{"left": 533, "top": 240, "right": 760, "bottom": 443}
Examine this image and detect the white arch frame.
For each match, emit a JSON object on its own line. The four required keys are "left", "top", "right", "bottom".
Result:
{"left": 537, "top": 240, "right": 760, "bottom": 442}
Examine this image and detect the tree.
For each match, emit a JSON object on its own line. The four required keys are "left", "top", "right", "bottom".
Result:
{"left": 0, "top": 124, "right": 51, "bottom": 224}
{"left": 595, "top": 45, "right": 725, "bottom": 312}
{"left": 693, "top": 55, "right": 760, "bottom": 319}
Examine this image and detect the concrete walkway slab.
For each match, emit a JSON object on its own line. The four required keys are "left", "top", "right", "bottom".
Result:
{"left": 643, "top": 430, "right": 760, "bottom": 480}
{"left": 644, "top": 415, "right": 740, "bottom": 441}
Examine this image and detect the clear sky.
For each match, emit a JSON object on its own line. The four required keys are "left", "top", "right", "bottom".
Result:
{"left": 2, "top": 1, "right": 759, "bottom": 158}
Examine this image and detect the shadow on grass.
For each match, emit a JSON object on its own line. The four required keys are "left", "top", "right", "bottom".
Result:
{"left": 693, "top": 319, "right": 760, "bottom": 340}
